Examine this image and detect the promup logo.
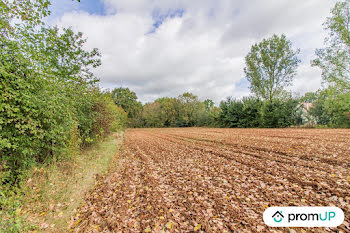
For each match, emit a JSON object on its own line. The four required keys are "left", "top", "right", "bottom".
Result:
{"left": 263, "top": 207, "right": 344, "bottom": 227}
{"left": 272, "top": 211, "right": 284, "bottom": 222}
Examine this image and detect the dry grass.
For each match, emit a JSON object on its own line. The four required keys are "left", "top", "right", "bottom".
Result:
{"left": 23, "top": 132, "right": 123, "bottom": 232}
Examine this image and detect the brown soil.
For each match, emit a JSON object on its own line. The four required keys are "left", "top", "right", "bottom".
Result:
{"left": 71, "top": 128, "right": 350, "bottom": 233}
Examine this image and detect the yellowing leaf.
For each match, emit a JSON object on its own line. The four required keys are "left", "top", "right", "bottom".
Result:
{"left": 194, "top": 224, "right": 201, "bottom": 231}
{"left": 166, "top": 222, "right": 172, "bottom": 229}
{"left": 39, "top": 212, "right": 46, "bottom": 216}
{"left": 144, "top": 227, "right": 152, "bottom": 232}
{"left": 75, "top": 218, "right": 82, "bottom": 225}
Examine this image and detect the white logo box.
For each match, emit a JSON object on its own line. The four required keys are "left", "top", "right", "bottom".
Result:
{"left": 263, "top": 206, "right": 344, "bottom": 227}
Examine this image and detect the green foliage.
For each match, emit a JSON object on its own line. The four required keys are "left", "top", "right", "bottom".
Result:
{"left": 240, "top": 97, "right": 263, "bottom": 127}
{"left": 312, "top": 0, "right": 350, "bottom": 89}
{"left": 111, "top": 88, "right": 142, "bottom": 118}
{"left": 218, "top": 97, "right": 261, "bottom": 128}
{"left": 111, "top": 87, "right": 143, "bottom": 127}
{"left": 244, "top": 34, "right": 300, "bottom": 102}
{"left": 138, "top": 93, "right": 219, "bottom": 128}
{"left": 309, "top": 0, "right": 350, "bottom": 128}
{"left": 309, "top": 87, "right": 350, "bottom": 127}
{"left": 38, "top": 26, "right": 101, "bottom": 84}
{"left": 260, "top": 98, "right": 301, "bottom": 128}
{"left": 177, "top": 92, "right": 201, "bottom": 127}
{"left": 218, "top": 96, "right": 301, "bottom": 128}
{"left": 0, "top": 174, "right": 33, "bottom": 232}
{"left": 0, "top": 0, "right": 50, "bottom": 40}
{"left": 155, "top": 97, "right": 179, "bottom": 127}
{"left": 0, "top": 0, "right": 126, "bottom": 185}
{"left": 219, "top": 98, "right": 244, "bottom": 128}
{"left": 307, "top": 91, "right": 331, "bottom": 125}
{"left": 300, "top": 92, "right": 319, "bottom": 103}
{"left": 142, "top": 102, "right": 164, "bottom": 127}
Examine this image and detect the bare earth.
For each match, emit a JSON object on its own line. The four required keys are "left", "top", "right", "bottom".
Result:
{"left": 71, "top": 128, "right": 350, "bottom": 232}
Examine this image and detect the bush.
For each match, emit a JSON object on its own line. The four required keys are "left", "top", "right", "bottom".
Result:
{"left": 309, "top": 87, "right": 350, "bottom": 128}
{"left": 93, "top": 93, "right": 128, "bottom": 135}
{"left": 218, "top": 97, "right": 261, "bottom": 128}
{"left": 218, "top": 97, "right": 301, "bottom": 128}
{"left": 260, "top": 99, "right": 301, "bottom": 128}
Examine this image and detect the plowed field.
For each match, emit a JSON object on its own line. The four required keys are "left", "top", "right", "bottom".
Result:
{"left": 72, "top": 128, "right": 350, "bottom": 232}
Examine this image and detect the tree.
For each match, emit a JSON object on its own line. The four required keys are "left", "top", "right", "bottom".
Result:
{"left": 244, "top": 34, "right": 300, "bottom": 102}
{"left": 203, "top": 99, "right": 214, "bottom": 111}
{"left": 142, "top": 102, "right": 164, "bottom": 127}
{"left": 111, "top": 88, "right": 143, "bottom": 127}
{"left": 312, "top": 0, "right": 350, "bottom": 90}
{"left": 111, "top": 87, "right": 142, "bottom": 120}
{"left": 0, "top": 0, "right": 50, "bottom": 41}
{"left": 260, "top": 98, "right": 301, "bottom": 128}
{"left": 38, "top": 27, "right": 101, "bottom": 85}
{"left": 240, "top": 97, "right": 262, "bottom": 127}
{"left": 155, "top": 97, "right": 179, "bottom": 127}
{"left": 309, "top": 87, "right": 350, "bottom": 127}
{"left": 300, "top": 92, "right": 319, "bottom": 103}
{"left": 177, "top": 92, "right": 201, "bottom": 126}
{"left": 218, "top": 98, "right": 245, "bottom": 128}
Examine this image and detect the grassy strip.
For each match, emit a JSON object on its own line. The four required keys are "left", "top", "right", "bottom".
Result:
{"left": 16, "top": 132, "right": 123, "bottom": 232}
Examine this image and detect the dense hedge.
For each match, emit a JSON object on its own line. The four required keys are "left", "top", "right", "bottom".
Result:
{"left": 218, "top": 97, "right": 302, "bottom": 128}
{"left": 0, "top": 1, "right": 127, "bottom": 184}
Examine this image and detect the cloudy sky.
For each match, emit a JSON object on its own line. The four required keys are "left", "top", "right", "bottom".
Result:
{"left": 48, "top": 0, "right": 336, "bottom": 103}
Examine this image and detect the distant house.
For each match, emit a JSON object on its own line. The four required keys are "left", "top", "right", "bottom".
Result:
{"left": 302, "top": 102, "right": 313, "bottom": 111}
{"left": 299, "top": 102, "right": 316, "bottom": 126}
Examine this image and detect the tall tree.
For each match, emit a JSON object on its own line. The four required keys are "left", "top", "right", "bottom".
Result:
{"left": 178, "top": 92, "right": 200, "bottom": 126}
{"left": 38, "top": 27, "right": 101, "bottom": 84}
{"left": 244, "top": 34, "right": 300, "bottom": 102}
{"left": 142, "top": 102, "right": 164, "bottom": 127}
{"left": 111, "top": 87, "right": 142, "bottom": 126}
{"left": 312, "top": 0, "right": 350, "bottom": 90}
{"left": 155, "top": 97, "right": 178, "bottom": 127}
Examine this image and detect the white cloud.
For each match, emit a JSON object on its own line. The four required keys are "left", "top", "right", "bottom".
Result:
{"left": 55, "top": 0, "right": 336, "bottom": 103}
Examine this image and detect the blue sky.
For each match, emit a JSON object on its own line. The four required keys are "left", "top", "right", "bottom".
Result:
{"left": 51, "top": 0, "right": 336, "bottom": 103}
{"left": 49, "top": 0, "right": 105, "bottom": 19}
{"left": 150, "top": 8, "right": 185, "bottom": 33}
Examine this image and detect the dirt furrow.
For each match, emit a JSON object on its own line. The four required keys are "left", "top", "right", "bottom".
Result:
{"left": 71, "top": 128, "right": 350, "bottom": 233}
